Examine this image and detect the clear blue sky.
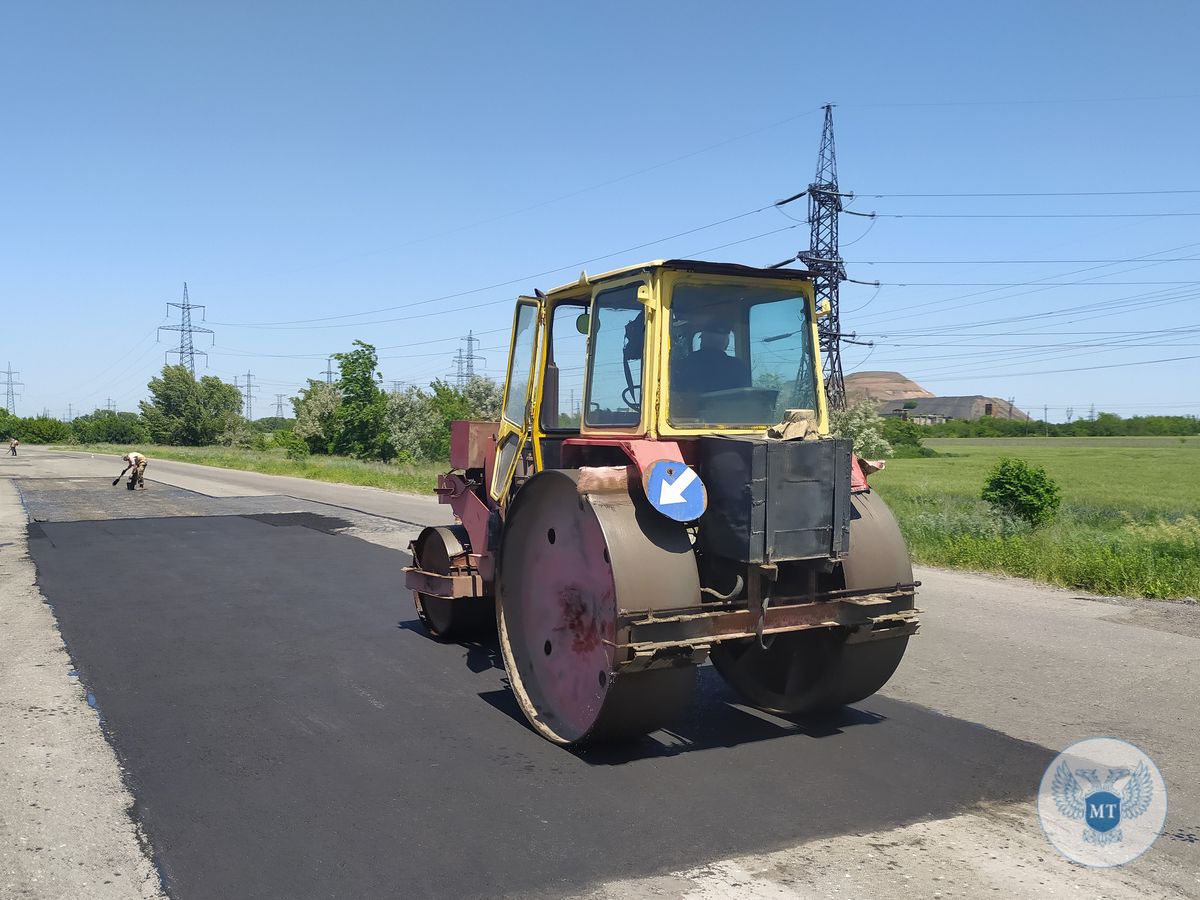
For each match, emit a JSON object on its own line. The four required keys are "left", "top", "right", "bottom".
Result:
{"left": 3, "top": 1, "right": 1199, "bottom": 421}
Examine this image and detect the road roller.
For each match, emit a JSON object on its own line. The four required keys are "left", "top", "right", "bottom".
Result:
{"left": 404, "top": 259, "right": 919, "bottom": 745}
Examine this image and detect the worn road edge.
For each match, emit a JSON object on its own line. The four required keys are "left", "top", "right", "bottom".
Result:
{"left": 0, "top": 478, "right": 164, "bottom": 900}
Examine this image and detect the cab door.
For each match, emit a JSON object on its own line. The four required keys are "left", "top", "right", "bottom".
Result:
{"left": 490, "top": 297, "right": 543, "bottom": 502}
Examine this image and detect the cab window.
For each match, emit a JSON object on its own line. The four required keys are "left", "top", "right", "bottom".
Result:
{"left": 669, "top": 280, "right": 816, "bottom": 427}
{"left": 540, "top": 300, "right": 588, "bottom": 431}
{"left": 501, "top": 302, "right": 538, "bottom": 425}
{"left": 584, "top": 284, "right": 643, "bottom": 428}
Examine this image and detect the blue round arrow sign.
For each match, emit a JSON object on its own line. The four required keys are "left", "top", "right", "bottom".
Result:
{"left": 644, "top": 460, "right": 707, "bottom": 522}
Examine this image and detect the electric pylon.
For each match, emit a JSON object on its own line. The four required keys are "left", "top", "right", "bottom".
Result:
{"left": 451, "top": 348, "right": 465, "bottom": 388}
{"left": 800, "top": 105, "right": 848, "bottom": 410}
{"left": 463, "top": 330, "right": 484, "bottom": 380}
{"left": 274, "top": 394, "right": 286, "bottom": 417}
{"left": 1, "top": 362, "right": 23, "bottom": 414}
{"left": 242, "top": 371, "right": 256, "bottom": 420}
{"left": 158, "top": 283, "right": 215, "bottom": 375}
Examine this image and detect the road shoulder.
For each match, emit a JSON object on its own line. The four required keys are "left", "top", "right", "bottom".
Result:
{"left": 0, "top": 479, "right": 164, "bottom": 900}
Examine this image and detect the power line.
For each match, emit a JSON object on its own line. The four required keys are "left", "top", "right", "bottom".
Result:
{"left": 842, "top": 92, "right": 1200, "bottom": 109}
{"left": 844, "top": 257, "right": 1200, "bottom": 264}
{"left": 208, "top": 202, "right": 785, "bottom": 329}
{"left": 871, "top": 211, "right": 1200, "bottom": 219}
{"left": 853, "top": 244, "right": 1200, "bottom": 327}
{"left": 199, "top": 219, "right": 807, "bottom": 340}
{"left": 874, "top": 280, "right": 1200, "bottom": 286}
{"left": 199, "top": 108, "right": 826, "bottom": 289}
{"left": 859, "top": 188, "right": 1200, "bottom": 198}
{"left": 914, "top": 353, "right": 1200, "bottom": 381}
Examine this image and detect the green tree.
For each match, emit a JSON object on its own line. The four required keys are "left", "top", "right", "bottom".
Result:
{"left": 332, "top": 341, "right": 393, "bottom": 460}
{"left": 71, "top": 410, "right": 148, "bottom": 444}
{"left": 292, "top": 380, "right": 342, "bottom": 454}
{"left": 382, "top": 376, "right": 504, "bottom": 462}
{"left": 140, "top": 365, "right": 244, "bottom": 446}
{"left": 461, "top": 375, "right": 503, "bottom": 421}
{"left": 385, "top": 386, "right": 443, "bottom": 461}
{"left": 250, "top": 416, "right": 295, "bottom": 433}
{"left": 422, "top": 380, "right": 474, "bottom": 460}
{"left": 9, "top": 415, "right": 72, "bottom": 443}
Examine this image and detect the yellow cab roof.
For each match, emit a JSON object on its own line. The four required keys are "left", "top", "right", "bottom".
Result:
{"left": 543, "top": 259, "right": 813, "bottom": 300}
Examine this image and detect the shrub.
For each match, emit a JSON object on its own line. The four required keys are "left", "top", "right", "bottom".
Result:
{"left": 830, "top": 401, "right": 892, "bottom": 458}
{"left": 273, "top": 429, "right": 310, "bottom": 460}
{"left": 981, "top": 457, "right": 1062, "bottom": 527}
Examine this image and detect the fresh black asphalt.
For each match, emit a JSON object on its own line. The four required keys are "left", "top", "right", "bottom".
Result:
{"left": 24, "top": 480, "right": 1056, "bottom": 899}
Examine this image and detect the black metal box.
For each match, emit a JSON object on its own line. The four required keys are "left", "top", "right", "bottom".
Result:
{"left": 695, "top": 436, "right": 852, "bottom": 564}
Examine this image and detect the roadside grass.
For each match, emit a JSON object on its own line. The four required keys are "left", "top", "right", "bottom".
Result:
{"left": 58, "top": 444, "right": 444, "bottom": 495}
{"left": 871, "top": 437, "right": 1200, "bottom": 600}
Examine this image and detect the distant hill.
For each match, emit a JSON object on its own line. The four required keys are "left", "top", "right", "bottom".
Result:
{"left": 845, "top": 371, "right": 933, "bottom": 404}
{"left": 845, "top": 370, "right": 1028, "bottom": 421}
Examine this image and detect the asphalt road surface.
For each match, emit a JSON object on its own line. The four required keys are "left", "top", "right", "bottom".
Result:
{"left": 2, "top": 447, "right": 1197, "bottom": 899}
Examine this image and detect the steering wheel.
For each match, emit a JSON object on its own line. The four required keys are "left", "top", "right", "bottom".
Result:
{"left": 621, "top": 359, "right": 642, "bottom": 412}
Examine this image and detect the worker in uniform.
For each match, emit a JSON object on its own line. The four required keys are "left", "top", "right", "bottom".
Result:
{"left": 121, "top": 451, "right": 148, "bottom": 490}
{"left": 8, "top": 438, "right": 17, "bottom": 456}
{"left": 673, "top": 327, "right": 751, "bottom": 395}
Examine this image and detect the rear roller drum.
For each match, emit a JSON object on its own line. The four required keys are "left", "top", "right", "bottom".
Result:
{"left": 412, "top": 525, "right": 494, "bottom": 640}
{"left": 710, "top": 490, "right": 914, "bottom": 715}
{"left": 496, "top": 469, "right": 698, "bottom": 745}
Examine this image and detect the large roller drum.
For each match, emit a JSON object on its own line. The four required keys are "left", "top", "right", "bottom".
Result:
{"left": 496, "top": 469, "right": 699, "bottom": 745}
{"left": 411, "top": 525, "right": 494, "bottom": 640}
{"left": 710, "top": 490, "right": 914, "bottom": 715}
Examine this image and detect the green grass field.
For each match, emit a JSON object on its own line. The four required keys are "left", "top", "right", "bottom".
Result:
{"left": 870, "top": 437, "right": 1200, "bottom": 600}
{"left": 61, "top": 444, "right": 445, "bottom": 495}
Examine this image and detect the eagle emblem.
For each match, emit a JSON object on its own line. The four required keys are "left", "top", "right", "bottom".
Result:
{"left": 1052, "top": 760, "right": 1155, "bottom": 846}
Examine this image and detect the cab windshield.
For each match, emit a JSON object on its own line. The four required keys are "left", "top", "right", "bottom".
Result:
{"left": 668, "top": 279, "right": 818, "bottom": 427}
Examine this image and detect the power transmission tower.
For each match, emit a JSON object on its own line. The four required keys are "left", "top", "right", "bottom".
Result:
{"left": 274, "top": 394, "right": 286, "bottom": 417}
{"left": 1, "top": 362, "right": 22, "bottom": 414}
{"left": 67, "top": 403, "right": 73, "bottom": 421}
{"left": 105, "top": 398, "right": 116, "bottom": 412}
{"left": 463, "top": 330, "right": 484, "bottom": 380}
{"left": 801, "top": 105, "right": 850, "bottom": 410}
{"left": 242, "top": 371, "right": 256, "bottom": 420}
{"left": 1066, "top": 406, "right": 1074, "bottom": 423}
{"left": 323, "top": 357, "right": 336, "bottom": 384}
{"left": 451, "top": 348, "right": 465, "bottom": 388}
{"left": 390, "top": 380, "right": 404, "bottom": 393}
{"left": 158, "top": 282, "right": 214, "bottom": 374}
